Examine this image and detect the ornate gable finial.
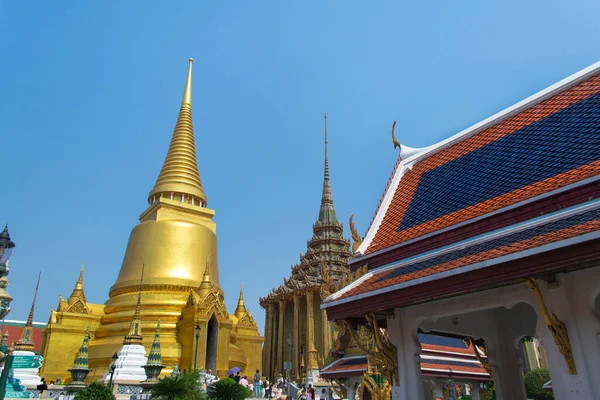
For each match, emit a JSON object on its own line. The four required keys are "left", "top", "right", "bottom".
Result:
{"left": 349, "top": 214, "right": 363, "bottom": 253}
{"left": 66, "top": 262, "right": 89, "bottom": 314}
{"left": 391, "top": 120, "right": 400, "bottom": 150}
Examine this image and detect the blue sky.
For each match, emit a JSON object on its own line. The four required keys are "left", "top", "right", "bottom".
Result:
{"left": 1, "top": 0, "right": 600, "bottom": 335}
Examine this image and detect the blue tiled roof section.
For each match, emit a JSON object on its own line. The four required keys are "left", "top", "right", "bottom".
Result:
{"left": 421, "top": 358, "right": 481, "bottom": 369}
{"left": 381, "top": 207, "right": 600, "bottom": 283}
{"left": 398, "top": 92, "right": 600, "bottom": 231}
{"left": 418, "top": 333, "right": 468, "bottom": 349}
{"left": 340, "top": 358, "right": 368, "bottom": 366}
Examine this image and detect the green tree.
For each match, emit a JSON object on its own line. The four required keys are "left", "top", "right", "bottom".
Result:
{"left": 73, "top": 382, "right": 116, "bottom": 400}
{"left": 524, "top": 368, "right": 554, "bottom": 400}
{"left": 206, "top": 377, "right": 249, "bottom": 400}
{"left": 151, "top": 369, "right": 205, "bottom": 400}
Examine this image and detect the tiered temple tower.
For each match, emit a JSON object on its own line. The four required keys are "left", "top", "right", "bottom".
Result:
{"left": 259, "top": 114, "right": 353, "bottom": 380}
{"left": 41, "top": 59, "right": 262, "bottom": 382}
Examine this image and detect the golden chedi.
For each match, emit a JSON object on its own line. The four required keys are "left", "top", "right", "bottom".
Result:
{"left": 41, "top": 59, "right": 262, "bottom": 382}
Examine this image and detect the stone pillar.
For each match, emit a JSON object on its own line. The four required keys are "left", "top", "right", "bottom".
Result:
{"left": 305, "top": 291, "right": 318, "bottom": 382}
{"left": 321, "top": 309, "right": 330, "bottom": 360}
{"left": 270, "top": 302, "right": 278, "bottom": 379}
{"left": 293, "top": 295, "right": 300, "bottom": 379}
{"left": 277, "top": 299, "right": 286, "bottom": 377}
{"left": 485, "top": 308, "right": 528, "bottom": 400}
{"left": 264, "top": 303, "right": 274, "bottom": 378}
{"left": 387, "top": 308, "right": 423, "bottom": 400}
{"left": 469, "top": 382, "right": 481, "bottom": 400}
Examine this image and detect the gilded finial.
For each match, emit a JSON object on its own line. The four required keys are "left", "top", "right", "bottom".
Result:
{"left": 123, "top": 265, "right": 144, "bottom": 346}
{"left": 235, "top": 281, "right": 247, "bottom": 318}
{"left": 148, "top": 57, "right": 207, "bottom": 206}
{"left": 182, "top": 58, "right": 193, "bottom": 106}
{"left": 391, "top": 120, "right": 400, "bottom": 150}
{"left": 349, "top": 214, "right": 363, "bottom": 253}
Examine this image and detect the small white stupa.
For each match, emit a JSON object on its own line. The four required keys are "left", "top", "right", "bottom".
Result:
{"left": 103, "top": 268, "right": 147, "bottom": 383}
{"left": 10, "top": 272, "right": 43, "bottom": 386}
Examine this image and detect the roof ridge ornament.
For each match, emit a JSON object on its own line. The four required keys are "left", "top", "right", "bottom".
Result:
{"left": 349, "top": 214, "right": 363, "bottom": 253}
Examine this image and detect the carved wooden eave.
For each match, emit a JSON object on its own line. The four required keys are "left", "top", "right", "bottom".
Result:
{"left": 526, "top": 277, "right": 577, "bottom": 374}
{"left": 339, "top": 313, "right": 399, "bottom": 386}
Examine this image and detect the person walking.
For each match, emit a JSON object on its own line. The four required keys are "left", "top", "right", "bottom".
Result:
{"left": 265, "top": 377, "right": 271, "bottom": 398}
{"left": 253, "top": 369, "right": 261, "bottom": 398}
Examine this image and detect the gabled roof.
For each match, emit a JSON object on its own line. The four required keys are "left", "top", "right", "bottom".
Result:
{"left": 328, "top": 200, "right": 600, "bottom": 305}
{"left": 357, "top": 60, "right": 600, "bottom": 258}
{"left": 321, "top": 333, "right": 490, "bottom": 380}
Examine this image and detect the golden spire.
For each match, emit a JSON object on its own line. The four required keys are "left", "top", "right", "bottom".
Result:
{"left": 198, "top": 255, "right": 213, "bottom": 298}
{"left": 148, "top": 58, "right": 207, "bottom": 207}
{"left": 234, "top": 281, "right": 247, "bottom": 318}
{"left": 123, "top": 265, "right": 144, "bottom": 346}
{"left": 15, "top": 272, "right": 41, "bottom": 351}
{"left": 68, "top": 262, "right": 86, "bottom": 304}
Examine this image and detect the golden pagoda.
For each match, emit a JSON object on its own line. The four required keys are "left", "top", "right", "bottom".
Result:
{"left": 40, "top": 58, "right": 262, "bottom": 382}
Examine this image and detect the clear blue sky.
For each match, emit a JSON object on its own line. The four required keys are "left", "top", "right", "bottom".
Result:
{"left": 1, "top": 0, "right": 600, "bottom": 335}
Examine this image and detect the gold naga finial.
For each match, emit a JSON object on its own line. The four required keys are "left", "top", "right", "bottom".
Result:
{"left": 349, "top": 214, "right": 363, "bottom": 253}
{"left": 391, "top": 120, "right": 400, "bottom": 150}
{"left": 526, "top": 277, "right": 576, "bottom": 374}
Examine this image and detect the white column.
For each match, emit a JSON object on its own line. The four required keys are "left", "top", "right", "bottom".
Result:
{"left": 468, "top": 382, "right": 481, "bottom": 400}
{"left": 387, "top": 308, "right": 423, "bottom": 400}
{"left": 485, "top": 308, "right": 528, "bottom": 400}
{"left": 346, "top": 376, "right": 360, "bottom": 400}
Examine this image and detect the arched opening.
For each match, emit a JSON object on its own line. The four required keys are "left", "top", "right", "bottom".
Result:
{"left": 206, "top": 314, "right": 219, "bottom": 372}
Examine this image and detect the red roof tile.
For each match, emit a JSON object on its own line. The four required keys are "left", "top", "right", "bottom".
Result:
{"left": 365, "top": 73, "right": 600, "bottom": 255}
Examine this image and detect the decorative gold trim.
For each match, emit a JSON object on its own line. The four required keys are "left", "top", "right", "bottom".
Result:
{"left": 526, "top": 277, "right": 577, "bottom": 374}
{"left": 341, "top": 313, "right": 398, "bottom": 385}
{"left": 349, "top": 214, "right": 363, "bottom": 253}
{"left": 391, "top": 120, "right": 400, "bottom": 150}
{"left": 358, "top": 372, "right": 391, "bottom": 400}
{"left": 463, "top": 337, "right": 492, "bottom": 375}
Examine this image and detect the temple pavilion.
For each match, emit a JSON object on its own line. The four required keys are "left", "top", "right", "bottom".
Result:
{"left": 259, "top": 114, "right": 354, "bottom": 382}
{"left": 322, "top": 60, "right": 600, "bottom": 400}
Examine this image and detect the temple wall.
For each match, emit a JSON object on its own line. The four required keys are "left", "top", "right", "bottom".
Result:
{"left": 40, "top": 310, "right": 102, "bottom": 383}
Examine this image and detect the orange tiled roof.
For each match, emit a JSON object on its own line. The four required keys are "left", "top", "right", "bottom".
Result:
{"left": 338, "top": 206, "right": 599, "bottom": 300}
{"left": 364, "top": 72, "right": 600, "bottom": 255}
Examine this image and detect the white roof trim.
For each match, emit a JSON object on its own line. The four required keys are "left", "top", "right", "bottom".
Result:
{"left": 320, "top": 355, "right": 366, "bottom": 372}
{"left": 421, "top": 367, "right": 489, "bottom": 377}
{"left": 352, "top": 174, "right": 600, "bottom": 265}
{"left": 356, "top": 59, "right": 600, "bottom": 258}
{"left": 420, "top": 354, "right": 481, "bottom": 364}
{"left": 323, "top": 202, "right": 600, "bottom": 308}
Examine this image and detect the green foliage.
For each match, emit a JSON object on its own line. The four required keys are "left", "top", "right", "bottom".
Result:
{"left": 485, "top": 382, "right": 497, "bottom": 400}
{"left": 458, "top": 396, "right": 472, "bottom": 400}
{"left": 524, "top": 368, "right": 554, "bottom": 400}
{"left": 206, "top": 378, "right": 249, "bottom": 400}
{"left": 74, "top": 382, "right": 116, "bottom": 400}
{"left": 151, "top": 369, "right": 204, "bottom": 400}
{"left": 323, "top": 353, "right": 336, "bottom": 367}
